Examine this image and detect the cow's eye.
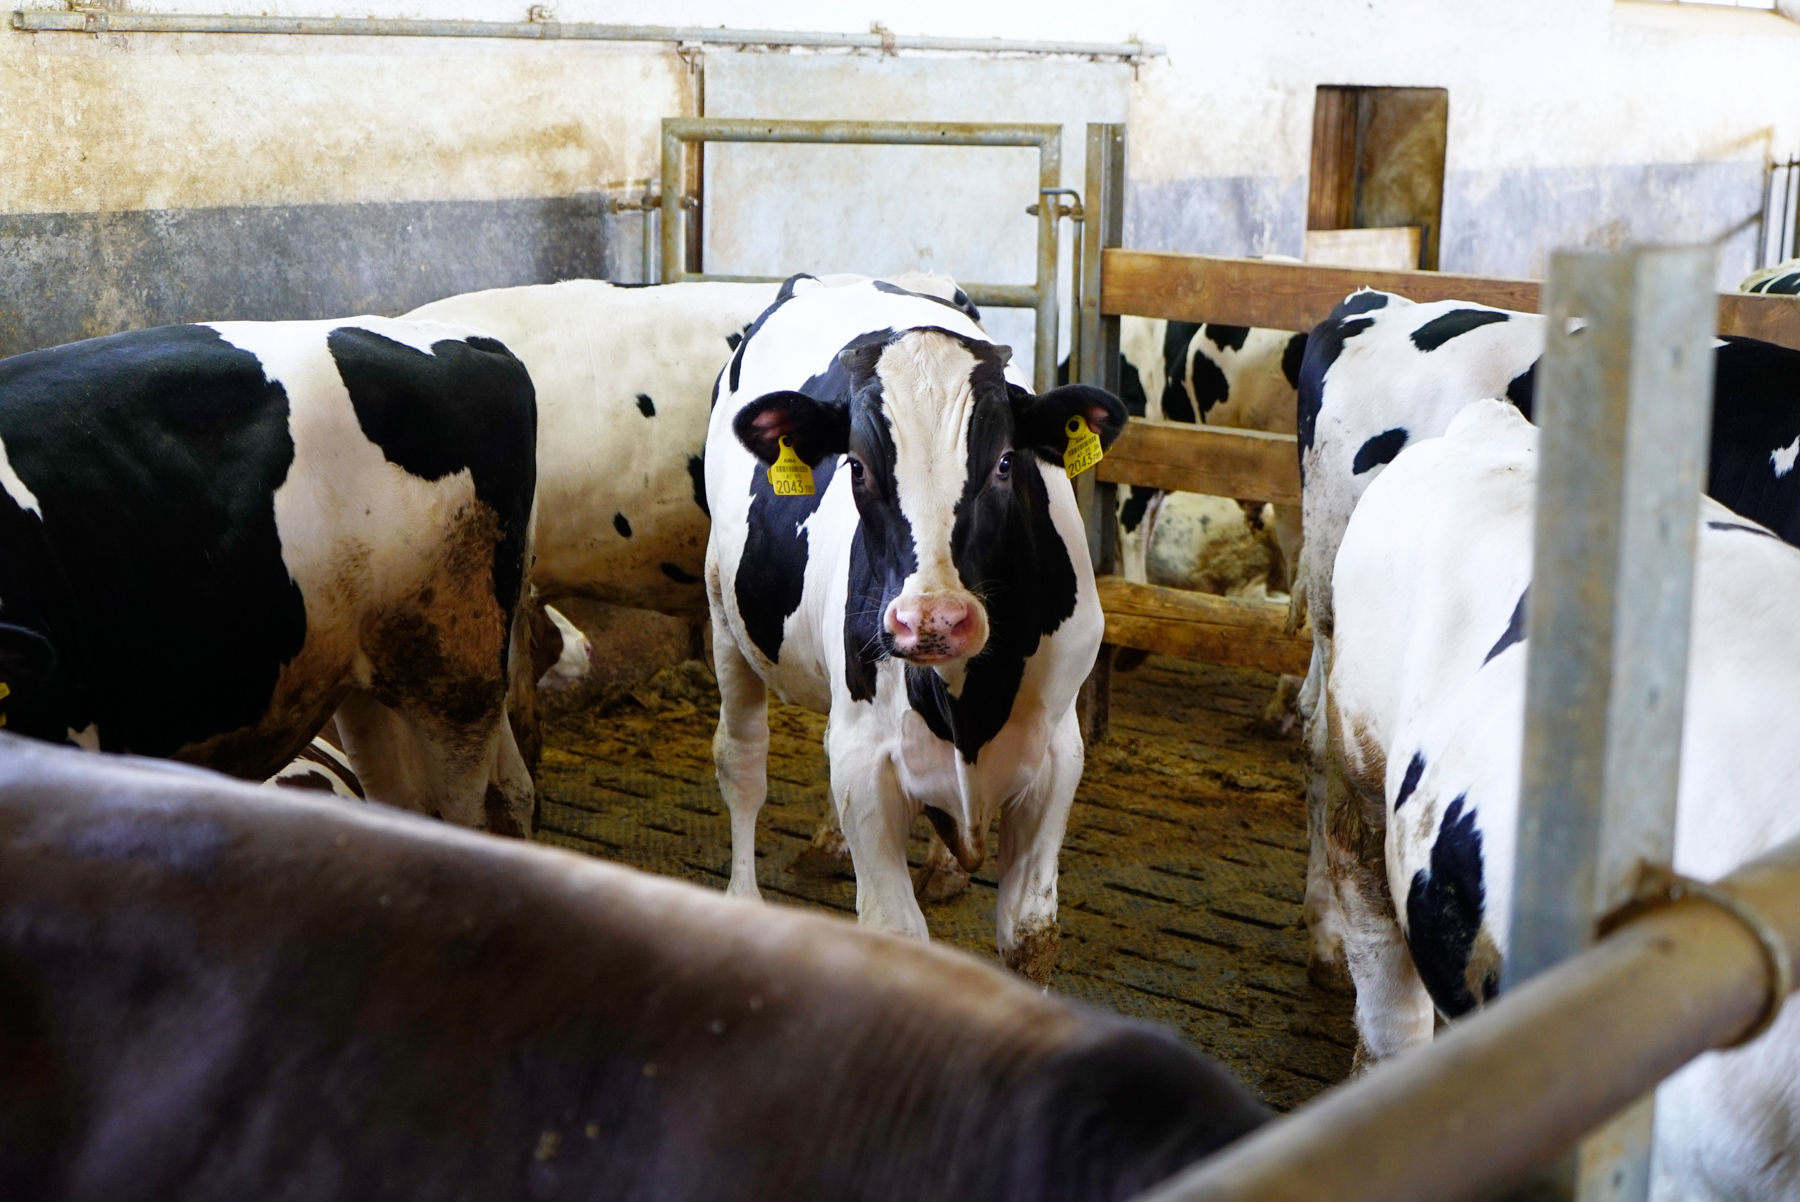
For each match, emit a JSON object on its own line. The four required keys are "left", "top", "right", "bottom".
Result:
{"left": 996, "top": 451, "right": 1014, "bottom": 481}
{"left": 848, "top": 456, "right": 865, "bottom": 483}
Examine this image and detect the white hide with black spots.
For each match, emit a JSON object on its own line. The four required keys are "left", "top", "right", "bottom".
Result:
{"left": 1741, "top": 258, "right": 1800, "bottom": 296}
{"left": 0, "top": 316, "right": 538, "bottom": 833}
{"left": 1108, "top": 317, "right": 1307, "bottom": 587}
{"left": 266, "top": 734, "right": 365, "bottom": 800}
{"left": 1329, "top": 400, "right": 1800, "bottom": 1202}
{"left": 406, "top": 279, "right": 780, "bottom": 613}
{"left": 1295, "top": 289, "right": 1800, "bottom": 973}
{"left": 704, "top": 275, "right": 1121, "bottom": 981}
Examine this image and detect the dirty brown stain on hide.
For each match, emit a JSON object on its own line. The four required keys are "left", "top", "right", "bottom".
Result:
{"left": 1323, "top": 695, "right": 1391, "bottom": 902}
{"left": 1004, "top": 917, "right": 1061, "bottom": 986}
{"left": 365, "top": 503, "right": 509, "bottom": 728}
{"left": 1465, "top": 929, "right": 1503, "bottom": 1010}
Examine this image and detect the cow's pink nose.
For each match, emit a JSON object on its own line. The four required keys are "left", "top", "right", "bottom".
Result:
{"left": 886, "top": 596, "right": 982, "bottom": 661}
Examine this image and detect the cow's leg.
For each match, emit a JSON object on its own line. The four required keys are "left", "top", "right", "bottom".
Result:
{"left": 1322, "top": 691, "right": 1434, "bottom": 1063}
{"left": 1299, "top": 643, "right": 1349, "bottom": 984}
{"left": 338, "top": 692, "right": 521, "bottom": 833}
{"left": 829, "top": 735, "right": 927, "bottom": 940}
{"left": 1116, "top": 488, "right": 1165, "bottom": 587}
{"left": 1334, "top": 843, "right": 1435, "bottom": 1066}
{"left": 711, "top": 621, "right": 770, "bottom": 901}
{"left": 334, "top": 691, "right": 434, "bottom": 813}
{"left": 996, "top": 714, "right": 1081, "bottom": 985}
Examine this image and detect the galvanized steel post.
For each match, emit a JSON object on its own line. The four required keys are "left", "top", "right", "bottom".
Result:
{"left": 1508, "top": 246, "right": 1716, "bottom": 1200}
{"left": 655, "top": 117, "right": 1065, "bottom": 390}
{"left": 1075, "top": 122, "right": 1125, "bottom": 742}
{"left": 1125, "top": 830, "right": 1800, "bottom": 1202}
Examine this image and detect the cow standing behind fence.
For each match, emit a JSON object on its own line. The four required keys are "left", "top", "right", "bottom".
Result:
{"left": 1324, "top": 401, "right": 1800, "bottom": 1200}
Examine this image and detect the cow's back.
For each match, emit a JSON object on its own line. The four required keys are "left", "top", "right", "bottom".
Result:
{"left": 406, "top": 279, "right": 780, "bottom": 611}
{"left": 0, "top": 736, "right": 1265, "bottom": 1202}
{"left": 1333, "top": 403, "right": 1800, "bottom": 1199}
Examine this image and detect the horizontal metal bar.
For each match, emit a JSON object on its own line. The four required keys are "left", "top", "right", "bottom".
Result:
{"left": 1131, "top": 831, "right": 1800, "bottom": 1202}
{"left": 665, "top": 272, "right": 1039, "bottom": 310}
{"left": 663, "top": 117, "right": 1060, "bottom": 149}
{"left": 7, "top": 9, "right": 1162, "bottom": 56}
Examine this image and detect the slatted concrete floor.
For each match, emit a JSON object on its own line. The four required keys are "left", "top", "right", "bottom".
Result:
{"left": 534, "top": 653, "right": 1356, "bottom": 1111}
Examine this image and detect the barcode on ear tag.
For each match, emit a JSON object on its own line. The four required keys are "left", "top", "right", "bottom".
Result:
{"left": 1063, "top": 416, "right": 1104, "bottom": 479}
{"left": 769, "top": 437, "right": 815, "bottom": 497}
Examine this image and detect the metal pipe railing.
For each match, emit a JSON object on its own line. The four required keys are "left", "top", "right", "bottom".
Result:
{"left": 1131, "top": 832, "right": 1800, "bottom": 1202}
{"left": 658, "top": 118, "right": 1065, "bottom": 391}
{"left": 8, "top": 10, "right": 1163, "bottom": 58}
{"left": 1506, "top": 246, "right": 1717, "bottom": 1199}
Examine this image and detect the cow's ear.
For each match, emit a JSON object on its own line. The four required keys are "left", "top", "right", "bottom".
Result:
{"left": 1011, "top": 384, "right": 1129, "bottom": 464}
{"left": 733, "top": 391, "right": 851, "bottom": 467}
{"left": 0, "top": 623, "right": 55, "bottom": 702}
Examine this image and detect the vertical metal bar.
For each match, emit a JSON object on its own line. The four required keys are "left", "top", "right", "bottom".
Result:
{"left": 660, "top": 125, "right": 685, "bottom": 284}
{"left": 1507, "top": 245, "right": 1717, "bottom": 1201}
{"left": 1033, "top": 131, "right": 1063, "bottom": 393}
{"left": 1076, "top": 122, "right": 1125, "bottom": 744}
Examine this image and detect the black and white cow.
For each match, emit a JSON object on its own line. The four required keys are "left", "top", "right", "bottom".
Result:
{"left": 406, "top": 273, "right": 983, "bottom": 616}
{"left": 1099, "top": 318, "right": 1309, "bottom": 587}
{"left": 1742, "top": 258, "right": 1800, "bottom": 296}
{"left": 1326, "top": 400, "right": 1800, "bottom": 1200}
{"left": 0, "top": 317, "right": 538, "bottom": 831}
{"left": 1294, "top": 288, "right": 1800, "bottom": 971}
{"left": 267, "top": 734, "right": 365, "bottom": 800}
{"left": 405, "top": 279, "right": 783, "bottom": 615}
{"left": 704, "top": 275, "right": 1126, "bottom": 982}
{"left": 0, "top": 734, "right": 1268, "bottom": 1202}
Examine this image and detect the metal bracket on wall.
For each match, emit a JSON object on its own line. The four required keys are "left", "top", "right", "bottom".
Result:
{"left": 657, "top": 117, "right": 1066, "bottom": 392}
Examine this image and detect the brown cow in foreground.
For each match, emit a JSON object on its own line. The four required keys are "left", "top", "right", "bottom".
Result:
{"left": 0, "top": 736, "right": 1266, "bottom": 1202}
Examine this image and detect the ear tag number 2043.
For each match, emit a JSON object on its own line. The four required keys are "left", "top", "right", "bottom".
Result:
{"left": 1063, "top": 416, "right": 1105, "bottom": 479}
{"left": 769, "top": 436, "right": 815, "bottom": 497}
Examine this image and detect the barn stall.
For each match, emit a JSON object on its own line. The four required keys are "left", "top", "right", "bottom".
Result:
{"left": 6, "top": 0, "right": 1800, "bottom": 1196}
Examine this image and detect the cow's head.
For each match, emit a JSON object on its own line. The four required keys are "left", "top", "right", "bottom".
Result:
{"left": 735, "top": 326, "right": 1125, "bottom": 668}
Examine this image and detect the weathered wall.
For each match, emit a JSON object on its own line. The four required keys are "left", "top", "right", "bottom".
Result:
{"left": 1, "top": 26, "right": 688, "bottom": 353}
{"left": 4, "top": 0, "right": 1797, "bottom": 356}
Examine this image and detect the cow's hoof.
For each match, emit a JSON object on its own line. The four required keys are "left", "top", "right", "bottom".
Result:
{"left": 1251, "top": 676, "right": 1303, "bottom": 740}
{"left": 913, "top": 858, "right": 971, "bottom": 903}
{"left": 792, "top": 822, "right": 853, "bottom": 878}
{"left": 1003, "top": 921, "right": 1060, "bottom": 986}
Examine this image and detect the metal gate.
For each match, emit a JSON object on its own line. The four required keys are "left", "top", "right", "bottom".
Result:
{"left": 655, "top": 117, "right": 1067, "bottom": 391}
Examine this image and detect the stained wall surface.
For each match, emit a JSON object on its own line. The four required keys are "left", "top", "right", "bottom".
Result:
{"left": 5, "top": 0, "right": 1797, "bottom": 356}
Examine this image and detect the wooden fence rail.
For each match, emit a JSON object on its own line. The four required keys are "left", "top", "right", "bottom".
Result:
{"left": 1086, "top": 249, "right": 1800, "bottom": 677}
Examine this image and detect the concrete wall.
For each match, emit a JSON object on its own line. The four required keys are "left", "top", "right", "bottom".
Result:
{"left": 4, "top": 0, "right": 1797, "bottom": 356}
{"left": 1, "top": 26, "right": 689, "bottom": 353}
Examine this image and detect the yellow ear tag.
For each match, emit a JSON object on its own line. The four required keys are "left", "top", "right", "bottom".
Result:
{"left": 1063, "top": 415, "right": 1104, "bottom": 479}
{"left": 769, "top": 436, "right": 815, "bottom": 497}
{"left": 0, "top": 680, "right": 9, "bottom": 728}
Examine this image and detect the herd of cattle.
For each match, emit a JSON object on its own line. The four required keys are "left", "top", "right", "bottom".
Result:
{"left": 0, "top": 252, "right": 1797, "bottom": 1198}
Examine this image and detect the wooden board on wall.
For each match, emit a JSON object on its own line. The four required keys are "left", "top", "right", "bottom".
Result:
{"left": 1100, "top": 250, "right": 1800, "bottom": 349}
{"left": 1098, "top": 577, "right": 1313, "bottom": 677}
{"left": 1096, "top": 419, "right": 1301, "bottom": 506}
